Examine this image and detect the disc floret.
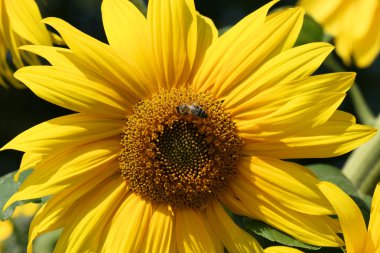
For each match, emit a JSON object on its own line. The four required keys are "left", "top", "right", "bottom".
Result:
{"left": 120, "top": 89, "right": 242, "bottom": 208}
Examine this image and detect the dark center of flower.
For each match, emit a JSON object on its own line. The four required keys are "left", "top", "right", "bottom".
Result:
{"left": 119, "top": 88, "right": 242, "bottom": 208}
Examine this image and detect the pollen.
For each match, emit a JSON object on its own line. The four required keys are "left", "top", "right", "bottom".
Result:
{"left": 120, "top": 88, "right": 242, "bottom": 208}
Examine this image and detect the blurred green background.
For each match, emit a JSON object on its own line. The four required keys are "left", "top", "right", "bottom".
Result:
{"left": 1, "top": 0, "right": 379, "bottom": 176}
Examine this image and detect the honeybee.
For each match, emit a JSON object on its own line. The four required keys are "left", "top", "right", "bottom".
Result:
{"left": 176, "top": 104, "right": 208, "bottom": 118}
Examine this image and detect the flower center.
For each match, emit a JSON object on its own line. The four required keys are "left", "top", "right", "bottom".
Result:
{"left": 120, "top": 89, "right": 242, "bottom": 208}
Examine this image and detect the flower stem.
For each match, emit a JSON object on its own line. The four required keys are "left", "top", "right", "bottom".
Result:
{"left": 359, "top": 158, "right": 380, "bottom": 194}
{"left": 349, "top": 83, "right": 376, "bottom": 126}
{"left": 342, "top": 115, "right": 380, "bottom": 194}
{"left": 323, "top": 55, "right": 375, "bottom": 125}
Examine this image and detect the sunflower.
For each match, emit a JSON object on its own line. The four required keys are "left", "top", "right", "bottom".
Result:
{"left": 318, "top": 182, "right": 380, "bottom": 253}
{"left": 298, "top": 0, "right": 380, "bottom": 68}
{"left": 0, "top": 0, "right": 59, "bottom": 88}
{"left": 2, "top": 0, "right": 376, "bottom": 252}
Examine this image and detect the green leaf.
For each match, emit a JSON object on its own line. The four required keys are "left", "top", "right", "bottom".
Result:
{"left": 235, "top": 216, "right": 320, "bottom": 250}
{"left": 307, "top": 164, "right": 371, "bottom": 224}
{"left": 295, "top": 14, "right": 324, "bottom": 46}
{"left": 308, "top": 164, "right": 359, "bottom": 197}
{"left": 0, "top": 169, "right": 42, "bottom": 220}
{"left": 361, "top": 193, "right": 373, "bottom": 210}
{"left": 130, "top": 0, "right": 147, "bottom": 16}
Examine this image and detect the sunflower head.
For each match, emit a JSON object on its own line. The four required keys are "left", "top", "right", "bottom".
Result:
{"left": 120, "top": 88, "right": 242, "bottom": 208}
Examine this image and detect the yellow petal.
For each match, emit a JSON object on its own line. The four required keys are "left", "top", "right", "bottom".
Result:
{"left": 102, "top": 193, "right": 153, "bottom": 253}
{"left": 353, "top": 4, "right": 380, "bottom": 68}
{"left": 27, "top": 173, "right": 124, "bottom": 252}
{"left": 19, "top": 44, "right": 139, "bottom": 102}
{"left": 15, "top": 66, "right": 132, "bottom": 118}
{"left": 188, "top": 13, "right": 217, "bottom": 83}
{"left": 12, "top": 202, "right": 39, "bottom": 218}
{"left": 265, "top": 7, "right": 303, "bottom": 51}
{"left": 333, "top": 0, "right": 378, "bottom": 67}
{"left": 140, "top": 204, "right": 176, "bottom": 253}
{"left": 147, "top": 0, "right": 197, "bottom": 89}
{"left": 205, "top": 201, "right": 264, "bottom": 253}
{"left": 242, "top": 114, "right": 376, "bottom": 159}
{"left": 349, "top": 0, "right": 377, "bottom": 39}
{"left": 4, "top": 0, "right": 51, "bottom": 45}
{"left": 102, "top": 0, "right": 148, "bottom": 59}
{"left": 193, "top": 0, "right": 279, "bottom": 92}
{"left": 219, "top": 188, "right": 252, "bottom": 217}
{"left": 19, "top": 45, "right": 84, "bottom": 74}
{"left": 228, "top": 72, "right": 354, "bottom": 119}
{"left": 331, "top": 110, "right": 357, "bottom": 123}
{"left": 212, "top": 7, "right": 305, "bottom": 98}
{"left": 53, "top": 176, "right": 127, "bottom": 253}
{"left": 265, "top": 246, "right": 304, "bottom": 253}
{"left": 0, "top": 0, "right": 34, "bottom": 73}
{"left": 318, "top": 181, "right": 367, "bottom": 253}
{"left": 175, "top": 208, "right": 223, "bottom": 253}
{"left": 43, "top": 17, "right": 154, "bottom": 101}
{"left": 222, "top": 42, "right": 334, "bottom": 109}
{"left": 299, "top": 0, "right": 352, "bottom": 46}
{"left": 366, "top": 183, "right": 380, "bottom": 251}
{"left": 15, "top": 152, "right": 44, "bottom": 181}
{"left": 298, "top": 0, "right": 342, "bottom": 34}
{"left": 236, "top": 92, "right": 345, "bottom": 139}
{"left": 6, "top": 139, "right": 120, "bottom": 206}
{"left": 230, "top": 179, "right": 343, "bottom": 247}
{"left": 28, "top": 200, "right": 66, "bottom": 251}
{"left": 0, "top": 220, "right": 13, "bottom": 242}
{"left": 335, "top": 4, "right": 357, "bottom": 65}
{"left": 101, "top": 0, "right": 157, "bottom": 92}
{"left": 1, "top": 113, "right": 122, "bottom": 154}
{"left": 237, "top": 156, "right": 335, "bottom": 215}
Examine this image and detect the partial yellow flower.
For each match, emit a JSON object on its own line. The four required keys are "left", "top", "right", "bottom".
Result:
{"left": 318, "top": 182, "right": 380, "bottom": 253}
{"left": 0, "top": 0, "right": 57, "bottom": 88}
{"left": 0, "top": 220, "right": 13, "bottom": 242}
{"left": 0, "top": 219, "right": 12, "bottom": 252}
{"left": 298, "top": 0, "right": 380, "bottom": 68}
{"left": 0, "top": 202, "right": 39, "bottom": 251}
{"left": 1, "top": 0, "right": 376, "bottom": 252}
